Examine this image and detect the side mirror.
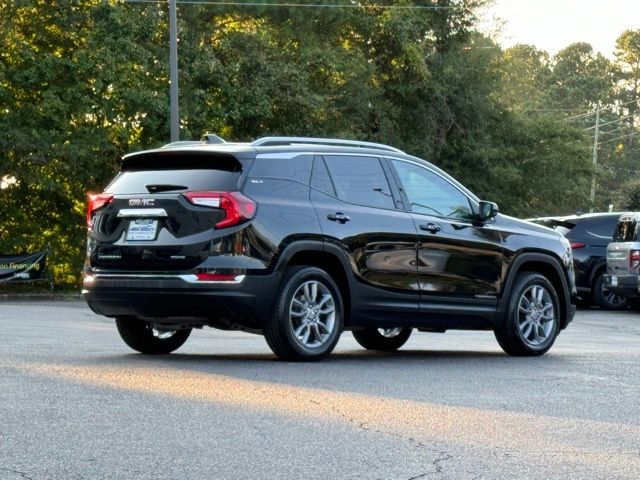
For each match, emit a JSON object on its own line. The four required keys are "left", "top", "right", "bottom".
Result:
{"left": 478, "top": 200, "right": 499, "bottom": 221}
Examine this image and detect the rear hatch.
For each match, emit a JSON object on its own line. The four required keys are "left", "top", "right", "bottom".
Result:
{"left": 607, "top": 214, "right": 640, "bottom": 275}
{"left": 87, "top": 151, "right": 253, "bottom": 271}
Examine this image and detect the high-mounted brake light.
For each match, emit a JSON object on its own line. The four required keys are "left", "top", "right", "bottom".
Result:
{"left": 570, "top": 242, "right": 586, "bottom": 249}
{"left": 183, "top": 191, "right": 256, "bottom": 229}
{"left": 630, "top": 250, "right": 640, "bottom": 269}
{"left": 86, "top": 193, "right": 113, "bottom": 229}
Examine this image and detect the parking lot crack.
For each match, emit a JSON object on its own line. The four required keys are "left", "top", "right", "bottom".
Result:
{"left": 0, "top": 467, "right": 36, "bottom": 480}
{"left": 307, "top": 398, "right": 453, "bottom": 477}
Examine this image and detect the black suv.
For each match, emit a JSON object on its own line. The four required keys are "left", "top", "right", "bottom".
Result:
{"left": 529, "top": 213, "right": 627, "bottom": 310}
{"left": 82, "top": 136, "right": 576, "bottom": 361}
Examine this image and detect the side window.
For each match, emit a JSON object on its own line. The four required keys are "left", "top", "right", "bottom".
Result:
{"left": 311, "top": 156, "right": 336, "bottom": 196}
{"left": 391, "top": 160, "right": 474, "bottom": 220}
{"left": 249, "top": 154, "right": 313, "bottom": 184}
{"left": 323, "top": 155, "right": 394, "bottom": 209}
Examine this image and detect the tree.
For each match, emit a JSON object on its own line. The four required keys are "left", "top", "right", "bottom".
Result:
{"left": 548, "top": 42, "right": 614, "bottom": 110}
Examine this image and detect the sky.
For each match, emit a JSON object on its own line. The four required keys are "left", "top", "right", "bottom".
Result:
{"left": 480, "top": 0, "right": 640, "bottom": 57}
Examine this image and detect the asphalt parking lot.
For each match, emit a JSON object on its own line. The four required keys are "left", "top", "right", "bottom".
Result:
{"left": 1, "top": 301, "right": 640, "bottom": 480}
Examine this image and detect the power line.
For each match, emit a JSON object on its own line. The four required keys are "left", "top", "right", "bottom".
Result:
{"left": 583, "top": 113, "right": 636, "bottom": 131}
{"left": 597, "top": 131, "right": 640, "bottom": 146}
{"left": 560, "top": 99, "right": 639, "bottom": 122}
{"left": 123, "top": 0, "right": 459, "bottom": 9}
{"left": 599, "top": 124, "right": 631, "bottom": 136}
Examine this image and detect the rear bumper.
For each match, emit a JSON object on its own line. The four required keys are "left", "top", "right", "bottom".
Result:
{"left": 603, "top": 274, "right": 640, "bottom": 298}
{"left": 82, "top": 272, "right": 281, "bottom": 329}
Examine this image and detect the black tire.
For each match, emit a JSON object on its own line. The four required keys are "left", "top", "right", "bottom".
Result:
{"left": 115, "top": 317, "right": 191, "bottom": 354}
{"left": 593, "top": 272, "right": 628, "bottom": 310}
{"left": 494, "top": 272, "right": 560, "bottom": 357}
{"left": 352, "top": 327, "right": 412, "bottom": 351}
{"left": 264, "top": 266, "right": 344, "bottom": 361}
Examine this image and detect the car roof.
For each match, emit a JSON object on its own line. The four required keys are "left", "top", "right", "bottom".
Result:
{"left": 121, "top": 139, "right": 479, "bottom": 202}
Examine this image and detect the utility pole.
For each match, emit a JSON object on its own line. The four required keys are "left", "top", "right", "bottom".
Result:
{"left": 589, "top": 104, "right": 600, "bottom": 213}
{"left": 169, "top": 0, "right": 179, "bottom": 142}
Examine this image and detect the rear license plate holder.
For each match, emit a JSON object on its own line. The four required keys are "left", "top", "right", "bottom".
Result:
{"left": 126, "top": 219, "right": 158, "bottom": 241}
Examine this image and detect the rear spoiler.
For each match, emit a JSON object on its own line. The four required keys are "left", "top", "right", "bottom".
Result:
{"left": 530, "top": 218, "right": 576, "bottom": 230}
{"left": 121, "top": 151, "right": 243, "bottom": 172}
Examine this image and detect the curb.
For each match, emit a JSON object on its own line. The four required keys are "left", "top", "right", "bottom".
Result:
{"left": 0, "top": 293, "right": 83, "bottom": 301}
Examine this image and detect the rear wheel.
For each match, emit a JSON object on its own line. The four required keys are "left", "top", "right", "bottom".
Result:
{"left": 593, "top": 272, "right": 628, "bottom": 310}
{"left": 495, "top": 272, "right": 560, "bottom": 357}
{"left": 352, "top": 327, "right": 412, "bottom": 351}
{"left": 264, "top": 266, "right": 343, "bottom": 361}
{"left": 115, "top": 317, "right": 191, "bottom": 354}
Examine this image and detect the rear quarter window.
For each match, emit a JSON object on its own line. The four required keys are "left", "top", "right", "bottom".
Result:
{"left": 249, "top": 154, "right": 313, "bottom": 184}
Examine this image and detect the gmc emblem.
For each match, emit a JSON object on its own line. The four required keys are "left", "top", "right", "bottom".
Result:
{"left": 129, "top": 199, "right": 155, "bottom": 207}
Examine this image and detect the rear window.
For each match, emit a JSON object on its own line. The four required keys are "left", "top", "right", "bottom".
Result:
{"left": 108, "top": 152, "right": 246, "bottom": 194}
{"left": 614, "top": 216, "right": 639, "bottom": 242}
{"left": 106, "top": 169, "right": 242, "bottom": 194}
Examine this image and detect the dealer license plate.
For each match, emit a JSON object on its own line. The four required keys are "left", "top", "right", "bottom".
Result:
{"left": 126, "top": 219, "right": 158, "bottom": 241}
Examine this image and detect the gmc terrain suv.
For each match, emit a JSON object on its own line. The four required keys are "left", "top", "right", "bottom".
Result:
{"left": 82, "top": 136, "right": 576, "bottom": 361}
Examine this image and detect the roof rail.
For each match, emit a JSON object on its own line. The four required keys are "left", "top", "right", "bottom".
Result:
{"left": 251, "top": 136, "right": 404, "bottom": 154}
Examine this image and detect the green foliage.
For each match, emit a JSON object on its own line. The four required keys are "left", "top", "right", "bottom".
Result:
{"left": 614, "top": 178, "right": 640, "bottom": 211}
{"left": 0, "top": 0, "right": 637, "bottom": 288}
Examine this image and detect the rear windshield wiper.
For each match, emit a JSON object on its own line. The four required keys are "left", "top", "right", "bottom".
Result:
{"left": 145, "top": 184, "right": 188, "bottom": 193}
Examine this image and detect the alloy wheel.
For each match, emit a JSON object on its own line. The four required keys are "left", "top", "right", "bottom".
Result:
{"left": 600, "top": 282, "right": 627, "bottom": 307}
{"left": 379, "top": 328, "right": 403, "bottom": 338}
{"left": 289, "top": 280, "right": 336, "bottom": 349}
{"left": 517, "top": 284, "right": 556, "bottom": 347}
{"left": 151, "top": 328, "right": 177, "bottom": 340}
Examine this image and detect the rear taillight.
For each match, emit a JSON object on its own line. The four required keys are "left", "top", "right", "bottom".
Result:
{"left": 570, "top": 242, "right": 586, "bottom": 249}
{"left": 630, "top": 250, "right": 640, "bottom": 269}
{"left": 86, "top": 193, "right": 113, "bottom": 229}
{"left": 183, "top": 191, "right": 256, "bottom": 229}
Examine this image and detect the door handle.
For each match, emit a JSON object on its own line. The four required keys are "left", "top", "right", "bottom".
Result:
{"left": 327, "top": 212, "right": 351, "bottom": 223}
{"left": 419, "top": 223, "right": 442, "bottom": 234}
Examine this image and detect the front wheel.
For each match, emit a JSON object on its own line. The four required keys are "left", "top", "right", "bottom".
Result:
{"left": 494, "top": 272, "right": 560, "bottom": 357}
{"left": 352, "top": 327, "right": 412, "bottom": 351}
{"left": 115, "top": 317, "right": 191, "bottom": 354}
{"left": 264, "top": 266, "right": 343, "bottom": 361}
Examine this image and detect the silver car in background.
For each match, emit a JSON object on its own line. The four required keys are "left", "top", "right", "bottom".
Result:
{"left": 604, "top": 213, "right": 640, "bottom": 304}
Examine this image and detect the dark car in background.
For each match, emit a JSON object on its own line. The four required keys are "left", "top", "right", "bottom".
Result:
{"left": 82, "top": 136, "right": 576, "bottom": 361}
{"left": 530, "top": 213, "right": 627, "bottom": 310}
